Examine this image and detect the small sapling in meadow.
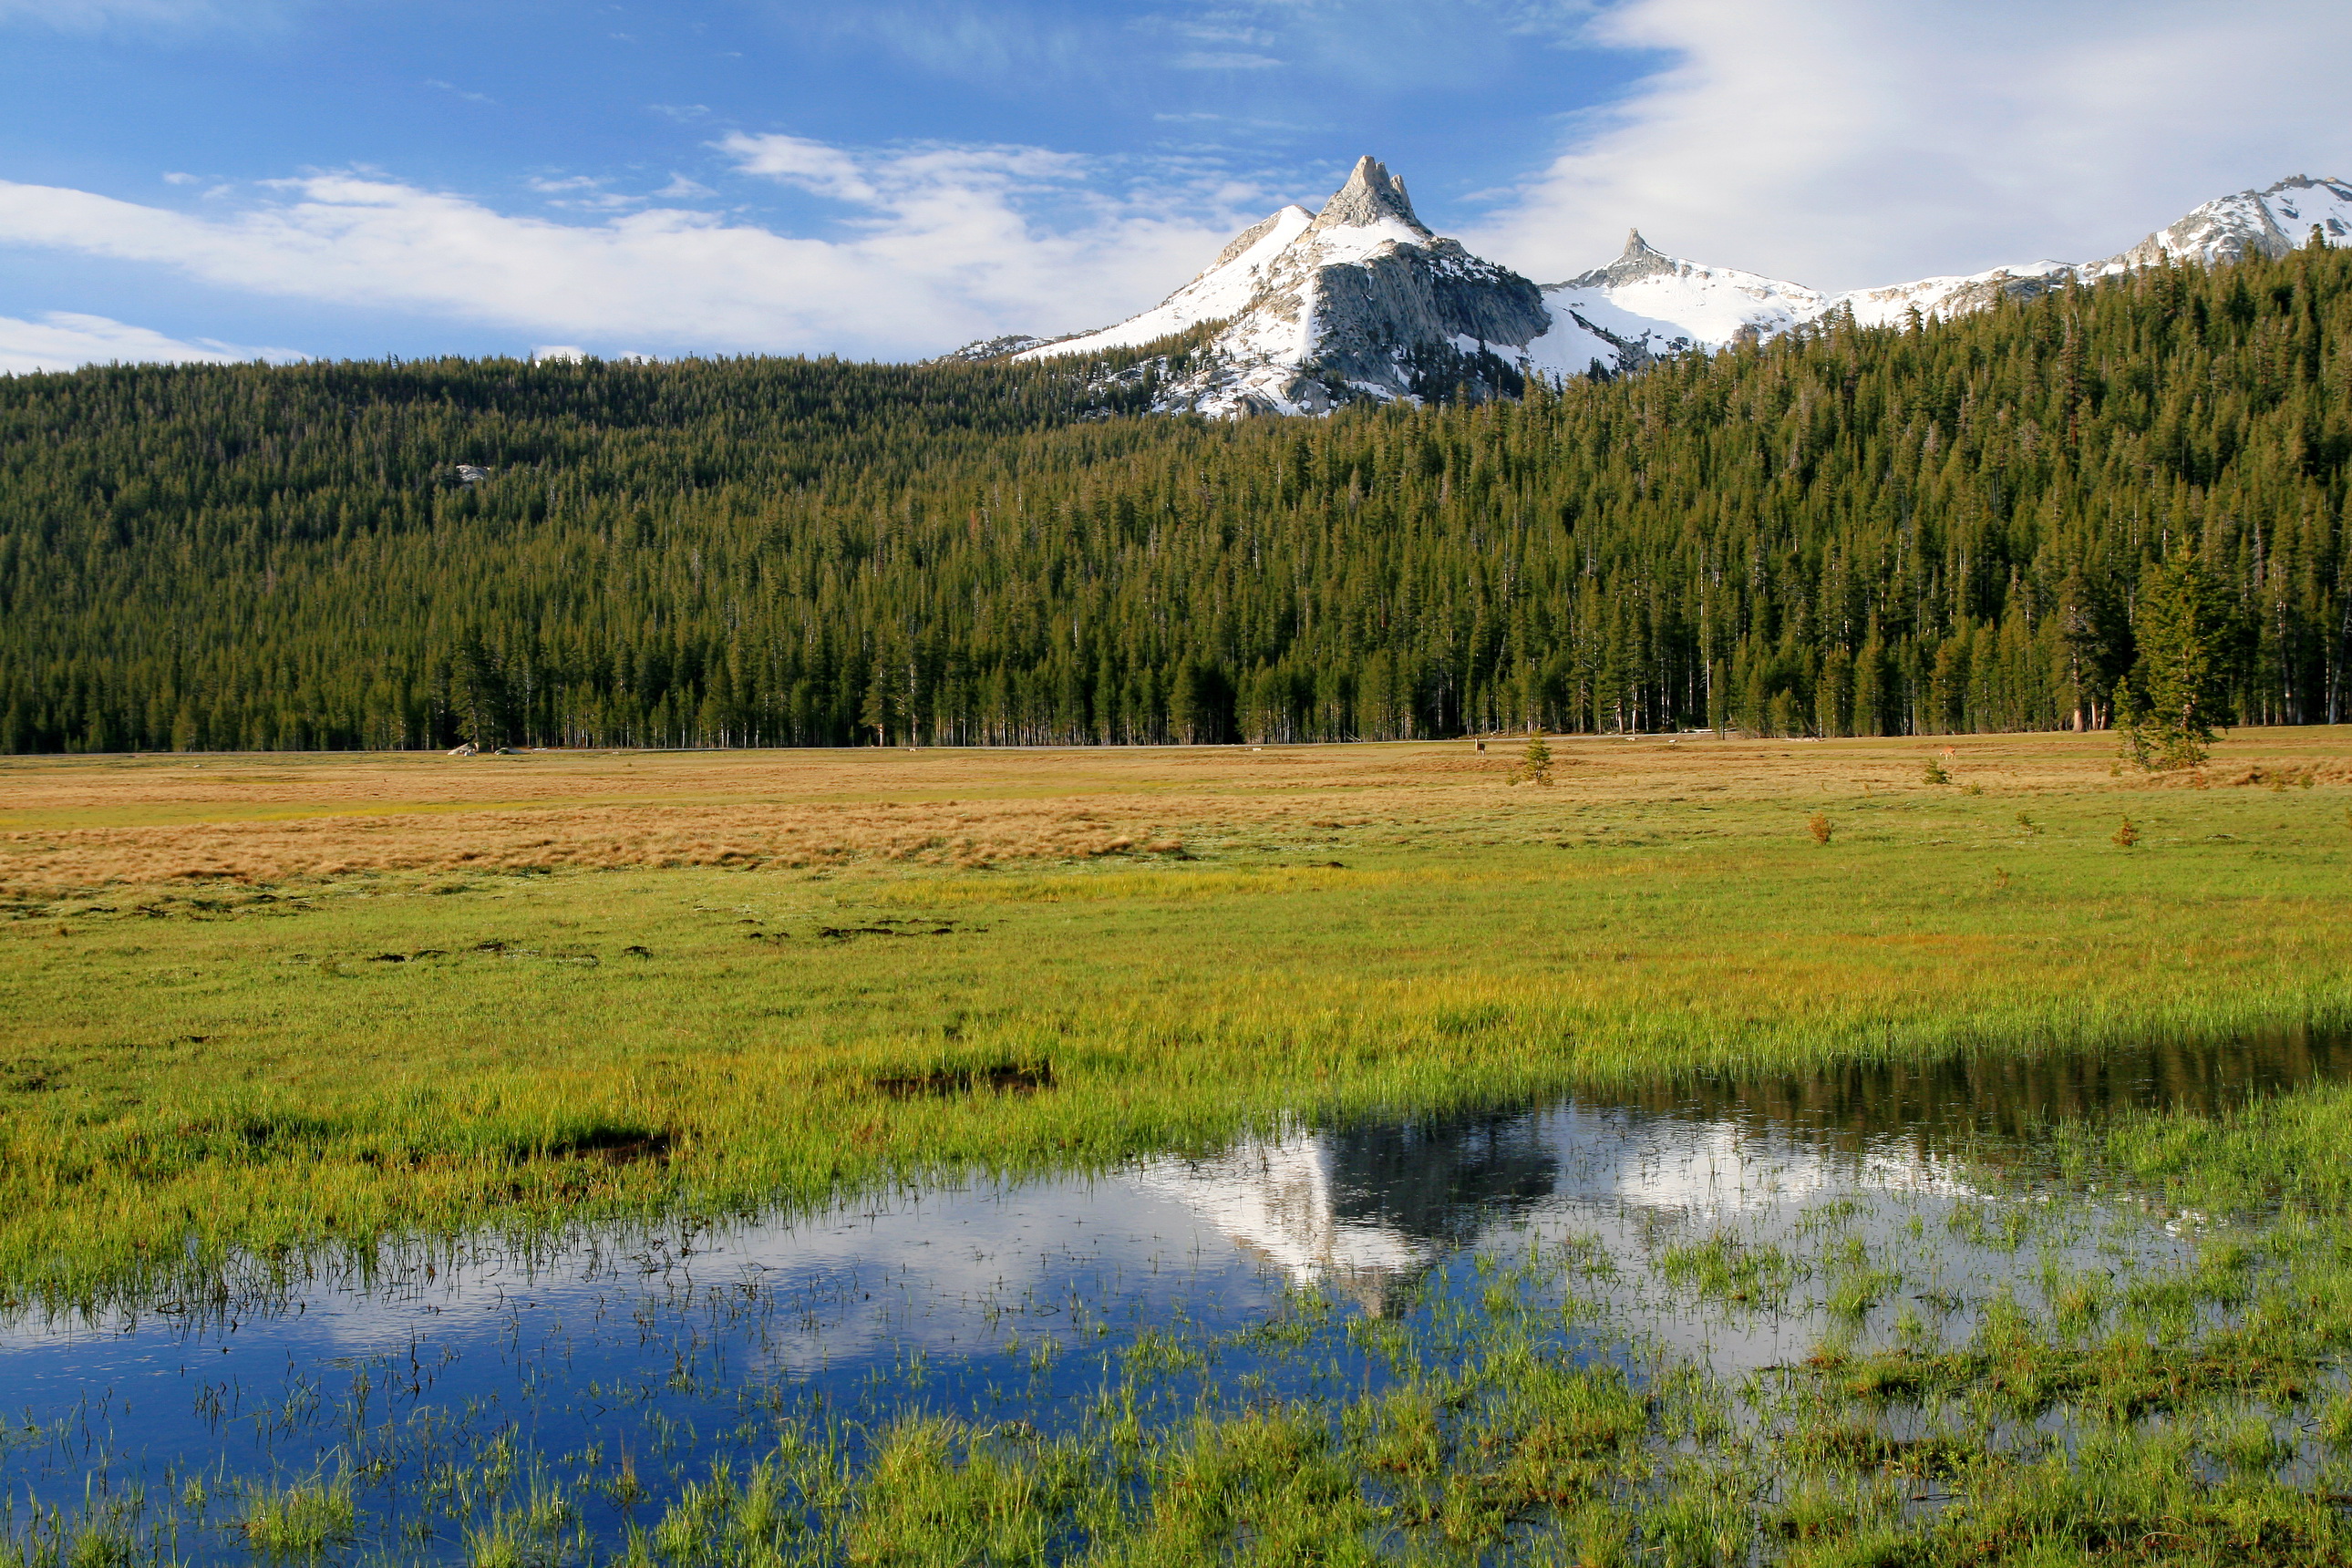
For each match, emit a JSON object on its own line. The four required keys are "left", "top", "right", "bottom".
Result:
{"left": 1511, "top": 734, "right": 1554, "bottom": 788}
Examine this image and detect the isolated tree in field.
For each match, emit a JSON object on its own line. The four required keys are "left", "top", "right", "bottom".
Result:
{"left": 1511, "top": 733, "right": 1554, "bottom": 786}
{"left": 2122, "top": 556, "right": 2239, "bottom": 769}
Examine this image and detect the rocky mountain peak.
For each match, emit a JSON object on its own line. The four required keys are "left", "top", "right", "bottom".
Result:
{"left": 2089, "top": 174, "right": 2352, "bottom": 274}
{"left": 1556, "top": 227, "right": 1685, "bottom": 291}
{"left": 1311, "top": 155, "right": 1431, "bottom": 238}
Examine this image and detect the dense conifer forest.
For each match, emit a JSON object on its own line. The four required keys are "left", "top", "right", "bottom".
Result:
{"left": 2, "top": 240, "right": 2348, "bottom": 753}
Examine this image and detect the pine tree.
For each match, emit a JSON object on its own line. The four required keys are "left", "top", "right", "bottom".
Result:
{"left": 2128, "top": 555, "right": 2240, "bottom": 769}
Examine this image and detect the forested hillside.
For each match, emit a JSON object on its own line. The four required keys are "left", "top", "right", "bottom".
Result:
{"left": 2, "top": 240, "right": 2348, "bottom": 753}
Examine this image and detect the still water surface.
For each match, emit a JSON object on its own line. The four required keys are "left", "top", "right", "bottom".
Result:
{"left": 4, "top": 1027, "right": 2345, "bottom": 1560}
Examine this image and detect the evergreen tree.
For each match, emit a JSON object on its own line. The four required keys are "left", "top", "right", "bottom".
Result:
{"left": 2127, "top": 555, "right": 2241, "bottom": 769}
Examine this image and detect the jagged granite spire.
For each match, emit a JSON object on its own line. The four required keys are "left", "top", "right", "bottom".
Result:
{"left": 1556, "top": 228, "right": 1682, "bottom": 291}
{"left": 1312, "top": 155, "right": 1431, "bottom": 236}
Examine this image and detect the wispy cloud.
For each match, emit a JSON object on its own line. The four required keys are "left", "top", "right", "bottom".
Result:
{"left": 0, "top": 145, "right": 1271, "bottom": 359}
{"left": 1470, "top": 0, "right": 2352, "bottom": 289}
{"left": 423, "top": 77, "right": 496, "bottom": 105}
{"left": 1171, "top": 50, "right": 1283, "bottom": 68}
{"left": 820, "top": 4, "right": 1103, "bottom": 88}
{"left": 0, "top": 310, "right": 301, "bottom": 375}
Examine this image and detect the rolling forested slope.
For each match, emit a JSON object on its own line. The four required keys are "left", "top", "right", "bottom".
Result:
{"left": 2, "top": 242, "right": 2348, "bottom": 753}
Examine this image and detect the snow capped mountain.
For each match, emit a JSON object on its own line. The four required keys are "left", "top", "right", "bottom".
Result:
{"left": 982, "top": 163, "right": 2350, "bottom": 415}
{"left": 1525, "top": 231, "right": 1827, "bottom": 378}
{"left": 2086, "top": 175, "right": 2352, "bottom": 275}
{"left": 1532, "top": 174, "right": 2352, "bottom": 377}
{"left": 1014, "top": 156, "right": 1547, "bottom": 416}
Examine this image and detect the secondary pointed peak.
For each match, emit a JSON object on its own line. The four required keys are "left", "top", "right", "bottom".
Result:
{"left": 1312, "top": 155, "right": 1431, "bottom": 236}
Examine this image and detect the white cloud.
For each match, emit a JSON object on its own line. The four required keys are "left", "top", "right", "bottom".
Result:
{"left": 423, "top": 77, "right": 496, "bottom": 105}
{"left": 826, "top": 5, "right": 1100, "bottom": 89}
{"left": 0, "top": 310, "right": 301, "bottom": 375}
{"left": 0, "top": 147, "right": 1262, "bottom": 358}
{"left": 724, "top": 135, "right": 882, "bottom": 204}
{"left": 1171, "top": 50, "right": 1284, "bottom": 69}
{"left": 1471, "top": 0, "right": 2352, "bottom": 289}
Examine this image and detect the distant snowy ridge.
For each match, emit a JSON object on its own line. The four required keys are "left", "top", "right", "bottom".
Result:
{"left": 1529, "top": 174, "right": 2352, "bottom": 381}
{"left": 966, "top": 167, "right": 2351, "bottom": 416}
{"left": 2087, "top": 175, "right": 2352, "bottom": 275}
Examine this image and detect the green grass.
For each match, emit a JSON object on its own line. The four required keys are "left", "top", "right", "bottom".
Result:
{"left": 236, "top": 1476, "right": 355, "bottom": 1560}
{"left": 6, "top": 778, "right": 2352, "bottom": 1309}
{"left": 16, "top": 1068, "right": 2352, "bottom": 1565}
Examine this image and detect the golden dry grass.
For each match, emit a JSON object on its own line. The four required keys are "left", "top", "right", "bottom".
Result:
{"left": 4, "top": 728, "right": 2348, "bottom": 895}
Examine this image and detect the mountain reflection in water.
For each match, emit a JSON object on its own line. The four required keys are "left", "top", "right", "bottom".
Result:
{"left": 1129, "top": 1116, "right": 1557, "bottom": 1311}
{"left": 1122, "top": 1025, "right": 2347, "bottom": 1312}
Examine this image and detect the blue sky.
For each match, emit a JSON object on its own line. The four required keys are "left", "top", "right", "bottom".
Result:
{"left": 3, "top": 0, "right": 2349, "bottom": 369}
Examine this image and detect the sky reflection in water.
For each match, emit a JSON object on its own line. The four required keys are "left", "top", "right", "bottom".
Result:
{"left": 2, "top": 1028, "right": 2344, "bottom": 1560}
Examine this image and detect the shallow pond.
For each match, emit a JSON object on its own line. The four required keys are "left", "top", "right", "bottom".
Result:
{"left": 5, "top": 1026, "right": 2347, "bottom": 1563}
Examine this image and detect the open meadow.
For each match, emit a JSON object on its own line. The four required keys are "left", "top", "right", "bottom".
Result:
{"left": 5, "top": 727, "right": 2351, "bottom": 1307}
{"left": 12, "top": 731, "right": 2352, "bottom": 1565}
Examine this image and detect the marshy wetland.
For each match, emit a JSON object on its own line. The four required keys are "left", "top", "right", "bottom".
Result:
{"left": 7, "top": 730, "right": 2352, "bottom": 1564}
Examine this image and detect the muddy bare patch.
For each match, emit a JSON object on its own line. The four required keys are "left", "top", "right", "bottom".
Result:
{"left": 872, "top": 1062, "right": 1055, "bottom": 1099}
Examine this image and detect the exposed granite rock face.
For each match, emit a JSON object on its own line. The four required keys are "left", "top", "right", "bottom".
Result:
{"left": 1923, "top": 270, "right": 2065, "bottom": 315}
{"left": 1305, "top": 242, "right": 1546, "bottom": 400}
{"left": 931, "top": 334, "right": 1048, "bottom": 364}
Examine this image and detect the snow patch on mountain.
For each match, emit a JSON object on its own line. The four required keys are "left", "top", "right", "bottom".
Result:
{"left": 2087, "top": 176, "right": 2352, "bottom": 274}
{"left": 1024, "top": 204, "right": 1315, "bottom": 360}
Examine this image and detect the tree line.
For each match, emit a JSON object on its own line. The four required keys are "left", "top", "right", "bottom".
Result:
{"left": 1, "top": 236, "right": 2347, "bottom": 753}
